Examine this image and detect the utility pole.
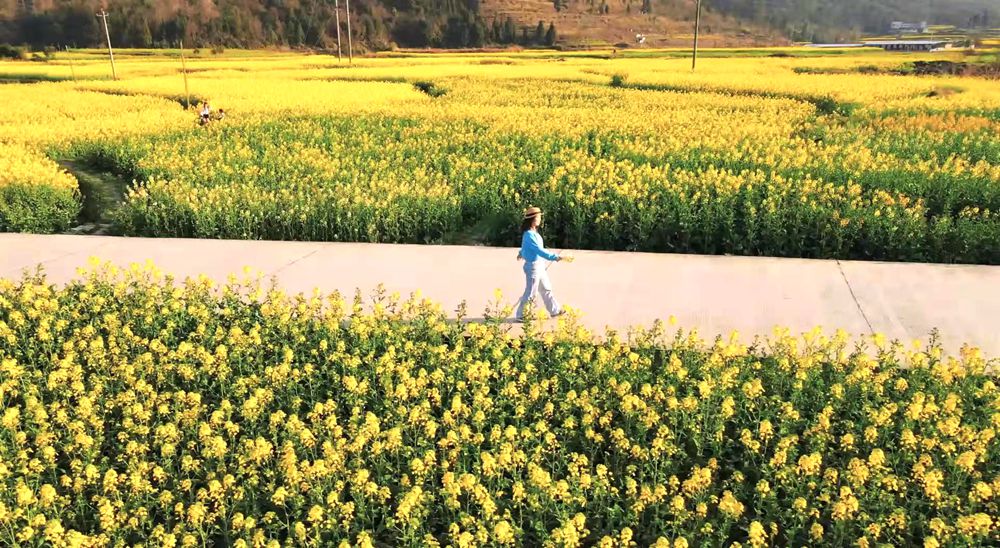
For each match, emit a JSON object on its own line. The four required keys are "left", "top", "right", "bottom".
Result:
{"left": 97, "top": 9, "right": 117, "bottom": 80}
{"left": 345, "top": 0, "right": 353, "bottom": 63}
{"left": 180, "top": 40, "right": 191, "bottom": 109}
{"left": 691, "top": 0, "right": 703, "bottom": 71}
{"left": 66, "top": 46, "right": 77, "bottom": 82}
{"left": 334, "top": 0, "right": 343, "bottom": 62}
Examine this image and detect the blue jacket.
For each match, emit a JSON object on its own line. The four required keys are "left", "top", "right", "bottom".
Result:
{"left": 520, "top": 230, "right": 559, "bottom": 265}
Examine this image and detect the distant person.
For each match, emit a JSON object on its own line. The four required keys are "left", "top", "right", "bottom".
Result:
{"left": 216, "top": 108, "right": 226, "bottom": 121}
{"left": 515, "top": 206, "right": 566, "bottom": 321}
{"left": 199, "top": 102, "right": 211, "bottom": 125}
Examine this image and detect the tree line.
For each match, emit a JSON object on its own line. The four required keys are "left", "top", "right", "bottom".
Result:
{"left": 0, "top": 0, "right": 557, "bottom": 50}
{"left": 0, "top": 0, "right": 993, "bottom": 51}
{"left": 708, "top": 0, "right": 994, "bottom": 43}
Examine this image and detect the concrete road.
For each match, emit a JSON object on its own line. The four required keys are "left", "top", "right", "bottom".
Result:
{"left": 2, "top": 233, "right": 998, "bottom": 356}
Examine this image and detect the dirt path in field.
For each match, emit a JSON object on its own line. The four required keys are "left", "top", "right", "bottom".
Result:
{"left": 58, "top": 157, "right": 129, "bottom": 235}
{"left": 2, "top": 233, "right": 998, "bottom": 359}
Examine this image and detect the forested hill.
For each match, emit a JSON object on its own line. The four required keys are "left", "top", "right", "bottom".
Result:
{"left": 711, "top": 0, "right": 994, "bottom": 41}
{"left": 0, "top": 0, "right": 994, "bottom": 50}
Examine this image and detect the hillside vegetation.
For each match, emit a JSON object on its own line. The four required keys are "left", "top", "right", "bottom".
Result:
{"left": 0, "top": 0, "right": 994, "bottom": 49}
{"left": 713, "top": 0, "right": 994, "bottom": 42}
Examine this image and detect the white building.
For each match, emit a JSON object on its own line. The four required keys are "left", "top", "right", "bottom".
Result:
{"left": 864, "top": 40, "right": 951, "bottom": 52}
{"left": 889, "top": 21, "right": 929, "bottom": 34}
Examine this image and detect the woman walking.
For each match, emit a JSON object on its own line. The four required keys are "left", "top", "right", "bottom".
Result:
{"left": 516, "top": 206, "right": 565, "bottom": 321}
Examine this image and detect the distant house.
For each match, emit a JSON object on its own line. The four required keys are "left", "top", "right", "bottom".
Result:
{"left": 864, "top": 40, "right": 952, "bottom": 52}
{"left": 889, "top": 21, "right": 929, "bottom": 34}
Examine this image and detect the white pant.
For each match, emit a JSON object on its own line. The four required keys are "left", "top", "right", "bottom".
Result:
{"left": 516, "top": 265, "right": 561, "bottom": 319}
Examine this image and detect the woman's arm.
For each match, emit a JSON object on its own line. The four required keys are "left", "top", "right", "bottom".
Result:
{"left": 528, "top": 232, "right": 560, "bottom": 261}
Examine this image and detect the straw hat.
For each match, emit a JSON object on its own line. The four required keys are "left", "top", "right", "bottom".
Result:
{"left": 523, "top": 206, "right": 542, "bottom": 219}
